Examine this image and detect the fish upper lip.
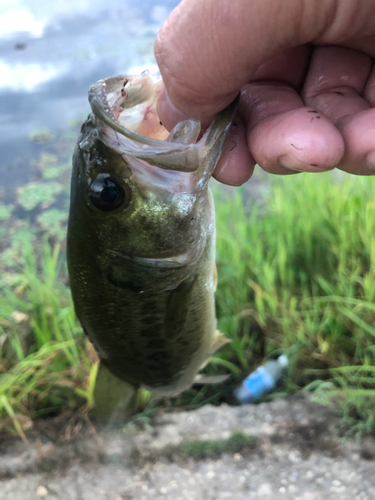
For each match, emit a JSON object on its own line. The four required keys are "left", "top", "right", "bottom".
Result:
{"left": 106, "top": 250, "right": 195, "bottom": 268}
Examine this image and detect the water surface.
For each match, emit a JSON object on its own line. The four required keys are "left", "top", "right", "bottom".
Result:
{"left": 0, "top": 0, "right": 179, "bottom": 189}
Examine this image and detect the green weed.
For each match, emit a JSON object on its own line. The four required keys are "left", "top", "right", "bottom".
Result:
{"left": 0, "top": 233, "right": 93, "bottom": 437}
{"left": 213, "top": 172, "right": 375, "bottom": 436}
{"left": 0, "top": 203, "right": 13, "bottom": 221}
{"left": 17, "top": 182, "right": 65, "bottom": 211}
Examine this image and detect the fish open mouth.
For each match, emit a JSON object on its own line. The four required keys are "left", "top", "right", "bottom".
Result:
{"left": 103, "top": 74, "right": 171, "bottom": 142}
{"left": 91, "top": 73, "right": 171, "bottom": 142}
{"left": 87, "top": 71, "right": 238, "bottom": 175}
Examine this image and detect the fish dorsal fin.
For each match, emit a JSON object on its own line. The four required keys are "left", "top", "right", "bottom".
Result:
{"left": 193, "top": 374, "right": 230, "bottom": 385}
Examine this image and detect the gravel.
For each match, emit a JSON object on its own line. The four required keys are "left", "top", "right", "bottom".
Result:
{"left": 1, "top": 393, "right": 375, "bottom": 500}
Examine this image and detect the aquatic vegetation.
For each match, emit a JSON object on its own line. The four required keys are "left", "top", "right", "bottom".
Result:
{"left": 28, "top": 129, "right": 55, "bottom": 144}
{"left": 36, "top": 209, "right": 68, "bottom": 241}
{"left": 0, "top": 203, "right": 13, "bottom": 221}
{"left": 35, "top": 153, "right": 72, "bottom": 180}
{"left": 17, "top": 182, "right": 65, "bottom": 211}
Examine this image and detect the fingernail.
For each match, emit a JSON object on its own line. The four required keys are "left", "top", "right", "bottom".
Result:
{"left": 156, "top": 88, "right": 190, "bottom": 131}
{"left": 365, "top": 151, "right": 375, "bottom": 170}
{"left": 278, "top": 155, "right": 307, "bottom": 172}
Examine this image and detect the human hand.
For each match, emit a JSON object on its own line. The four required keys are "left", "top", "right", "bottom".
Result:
{"left": 155, "top": 0, "right": 375, "bottom": 185}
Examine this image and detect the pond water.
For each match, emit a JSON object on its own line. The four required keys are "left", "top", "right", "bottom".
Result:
{"left": 0, "top": 0, "right": 178, "bottom": 196}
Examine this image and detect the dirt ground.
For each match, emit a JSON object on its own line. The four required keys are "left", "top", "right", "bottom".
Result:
{"left": 1, "top": 394, "right": 374, "bottom": 500}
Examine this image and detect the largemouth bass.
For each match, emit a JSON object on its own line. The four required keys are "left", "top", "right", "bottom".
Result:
{"left": 67, "top": 72, "right": 236, "bottom": 404}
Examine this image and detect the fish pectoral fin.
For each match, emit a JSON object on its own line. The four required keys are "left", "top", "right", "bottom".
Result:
{"left": 193, "top": 374, "right": 230, "bottom": 385}
{"left": 198, "top": 330, "right": 231, "bottom": 371}
{"left": 212, "top": 330, "right": 231, "bottom": 353}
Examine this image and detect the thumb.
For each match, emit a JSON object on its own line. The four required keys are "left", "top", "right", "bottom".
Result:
{"left": 155, "top": 0, "right": 375, "bottom": 120}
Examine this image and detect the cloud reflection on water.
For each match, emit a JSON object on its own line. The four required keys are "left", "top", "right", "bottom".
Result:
{"left": 0, "top": 0, "right": 178, "bottom": 186}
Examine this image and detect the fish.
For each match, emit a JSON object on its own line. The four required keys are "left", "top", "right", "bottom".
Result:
{"left": 67, "top": 71, "right": 237, "bottom": 417}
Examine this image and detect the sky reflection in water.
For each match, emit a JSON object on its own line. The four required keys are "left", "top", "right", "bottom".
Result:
{"left": 0, "top": 0, "right": 178, "bottom": 187}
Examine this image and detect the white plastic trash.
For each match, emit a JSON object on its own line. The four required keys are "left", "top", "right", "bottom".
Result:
{"left": 234, "top": 355, "right": 288, "bottom": 404}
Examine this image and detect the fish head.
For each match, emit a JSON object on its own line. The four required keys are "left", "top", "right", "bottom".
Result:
{"left": 70, "top": 72, "right": 237, "bottom": 293}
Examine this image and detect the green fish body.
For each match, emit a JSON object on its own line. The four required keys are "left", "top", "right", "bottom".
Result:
{"left": 67, "top": 72, "right": 236, "bottom": 398}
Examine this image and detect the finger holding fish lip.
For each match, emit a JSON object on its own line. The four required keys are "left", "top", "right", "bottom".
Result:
{"left": 158, "top": 82, "right": 344, "bottom": 183}
{"left": 155, "top": 50, "right": 346, "bottom": 182}
{"left": 156, "top": 87, "right": 254, "bottom": 185}
{"left": 157, "top": 87, "right": 197, "bottom": 131}
{"left": 155, "top": 0, "right": 375, "bottom": 185}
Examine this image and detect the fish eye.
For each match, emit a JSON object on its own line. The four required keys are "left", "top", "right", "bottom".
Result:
{"left": 89, "top": 174, "right": 130, "bottom": 211}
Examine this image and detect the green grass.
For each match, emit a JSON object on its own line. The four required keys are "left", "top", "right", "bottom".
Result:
{"left": 2, "top": 169, "right": 375, "bottom": 438}
{"left": 213, "top": 172, "right": 375, "bottom": 436}
{"left": 0, "top": 234, "right": 96, "bottom": 440}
